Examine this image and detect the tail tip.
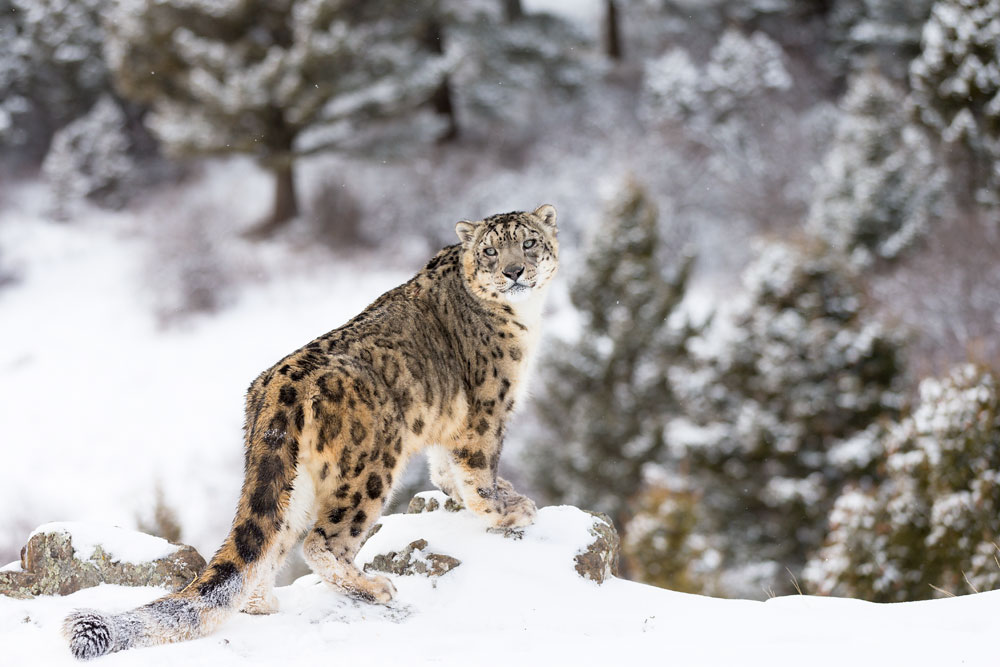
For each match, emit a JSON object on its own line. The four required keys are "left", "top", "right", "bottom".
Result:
{"left": 63, "top": 610, "right": 113, "bottom": 661}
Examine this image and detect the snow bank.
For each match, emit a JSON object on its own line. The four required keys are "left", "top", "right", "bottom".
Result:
{"left": 1, "top": 497, "right": 998, "bottom": 666}
{"left": 28, "top": 522, "right": 177, "bottom": 564}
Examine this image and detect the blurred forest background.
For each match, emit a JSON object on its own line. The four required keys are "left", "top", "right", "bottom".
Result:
{"left": 1, "top": 0, "right": 999, "bottom": 603}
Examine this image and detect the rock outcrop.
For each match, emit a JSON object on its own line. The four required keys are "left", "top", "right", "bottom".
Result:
{"left": 406, "top": 492, "right": 464, "bottom": 514}
{"left": 364, "top": 538, "right": 461, "bottom": 578}
{"left": 1, "top": 497, "right": 620, "bottom": 600}
{"left": 574, "top": 511, "right": 620, "bottom": 584}
{"left": 364, "top": 492, "right": 621, "bottom": 585}
{"left": 0, "top": 523, "right": 205, "bottom": 599}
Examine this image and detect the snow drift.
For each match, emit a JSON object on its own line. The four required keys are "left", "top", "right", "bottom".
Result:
{"left": 0, "top": 493, "right": 997, "bottom": 666}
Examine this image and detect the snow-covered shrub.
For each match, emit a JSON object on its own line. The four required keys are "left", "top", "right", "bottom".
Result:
{"left": 704, "top": 29, "right": 792, "bottom": 119}
{"left": 640, "top": 49, "right": 702, "bottom": 126}
{"left": 672, "top": 240, "right": 905, "bottom": 595}
{"left": 909, "top": 0, "right": 1000, "bottom": 202}
{"left": 806, "top": 364, "right": 1000, "bottom": 601}
{"left": 0, "top": 0, "right": 112, "bottom": 162}
{"left": 808, "top": 68, "right": 945, "bottom": 266}
{"left": 41, "top": 95, "right": 136, "bottom": 215}
{"left": 642, "top": 28, "right": 791, "bottom": 130}
{"left": 528, "top": 181, "right": 698, "bottom": 529}
{"left": 623, "top": 470, "right": 719, "bottom": 594}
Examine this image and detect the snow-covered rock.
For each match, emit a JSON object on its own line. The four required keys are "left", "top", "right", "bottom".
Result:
{"left": 405, "top": 490, "right": 464, "bottom": 515}
{"left": 363, "top": 492, "right": 620, "bottom": 585}
{"left": 364, "top": 539, "right": 462, "bottom": 579}
{"left": 0, "top": 523, "right": 205, "bottom": 600}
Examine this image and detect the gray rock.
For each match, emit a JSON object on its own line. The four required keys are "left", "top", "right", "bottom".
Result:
{"left": 0, "top": 528, "right": 206, "bottom": 599}
{"left": 574, "top": 511, "right": 620, "bottom": 584}
{"left": 364, "top": 539, "right": 461, "bottom": 578}
{"left": 407, "top": 493, "right": 464, "bottom": 514}
{"left": 406, "top": 495, "right": 441, "bottom": 514}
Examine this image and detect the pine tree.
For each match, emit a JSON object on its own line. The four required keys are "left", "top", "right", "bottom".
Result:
{"left": 808, "top": 68, "right": 944, "bottom": 266}
{"left": 640, "top": 27, "right": 814, "bottom": 232}
{"left": 805, "top": 364, "right": 1000, "bottom": 601}
{"left": 528, "top": 181, "right": 697, "bottom": 531}
{"left": 104, "top": 0, "right": 448, "bottom": 235}
{"left": 909, "top": 0, "right": 1000, "bottom": 202}
{"left": 642, "top": 28, "right": 791, "bottom": 131}
{"left": 672, "top": 241, "right": 905, "bottom": 595}
{"left": 622, "top": 472, "right": 717, "bottom": 594}
{"left": 829, "top": 0, "right": 935, "bottom": 80}
{"left": 441, "top": 1, "right": 596, "bottom": 135}
{"left": 0, "top": 0, "right": 112, "bottom": 163}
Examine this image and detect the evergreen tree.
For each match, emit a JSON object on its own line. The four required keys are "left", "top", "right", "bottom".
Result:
{"left": 441, "top": 1, "right": 597, "bottom": 136}
{"left": 104, "top": 0, "right": 448, "bottom": 235}
{"left": 622, "top": 472, "right": 717, "bottom": 594}
{"left": 672, "top": 241, "right": 905, "bottom": 595}
{"left": 909, "top": 0, "right": 1000, "bottom": 202}
{"left": 806, "top": 365, "right": 1000, "bottom": 601}
{"left": 808, "top": 68, "right": 945, "bottom": 266}
{"left": 640, "top": 27, "right": 816, "bottom": 233}
{"left": 528, "top": 181, "right": 697, "bottom": 530}
{"left": 829, "top": 0, "right": 934, "bottom": 80}
{"left": 0, "top": 0, "right": 112, "bottom": 163}
{"left": 642, "top": 28, "right": 791, "bottom": 131}
{"left": 604, "top": 0, "right": 623, "bottom": 61}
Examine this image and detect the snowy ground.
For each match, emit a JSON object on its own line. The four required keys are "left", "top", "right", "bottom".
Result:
{"left": 1, "top": 497, "right": 998, "bottom": 666}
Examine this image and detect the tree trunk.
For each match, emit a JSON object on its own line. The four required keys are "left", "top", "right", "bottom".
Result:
{"left": 605, "top": 0, "right": 623, "bottom": 61}
{"left": 423, "top": 18, "right": 459, "bottom": 142}
{"left": 503, "top": 0, "right": 523, "bottom": 22}
{"left": 245, "top": 160, "right": 299, "bottom": 239}
{"left": 272, "top": 161, "right": 299, "bottom": 225}
{"left": 432, "top": 76, "right": 459, "bottom": 143}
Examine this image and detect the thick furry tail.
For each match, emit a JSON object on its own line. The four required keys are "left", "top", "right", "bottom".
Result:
{"left": 63, "top": 609, "right": 119, "bottom": 660}
{"left": 62, "top": 556, "right": 247, "bottom": 660}
{"left": 63, "top": 396, "right": 303, "bottom": 659}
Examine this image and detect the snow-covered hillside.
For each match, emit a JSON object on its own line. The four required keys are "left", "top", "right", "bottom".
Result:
{"left": 0, "top": 496, "right": 997, "bottom": 666}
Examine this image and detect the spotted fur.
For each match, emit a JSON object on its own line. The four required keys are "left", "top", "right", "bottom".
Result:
{"left": 62, "top": 205, "right": 559, "bottom": 660}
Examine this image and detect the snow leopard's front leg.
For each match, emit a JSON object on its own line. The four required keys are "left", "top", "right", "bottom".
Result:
{"left": 427, "top": 445, "right": 463, "bottom": 504}
{"left": 444, "top": 430, "right": 536, "bottom": 529}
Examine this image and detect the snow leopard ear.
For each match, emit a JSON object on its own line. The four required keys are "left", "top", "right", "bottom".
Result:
{"left": 533, "top": 204, "right": 557, "bottom": 234}
{"left": 455, "top": 219, "right": 480, "bottom": 245}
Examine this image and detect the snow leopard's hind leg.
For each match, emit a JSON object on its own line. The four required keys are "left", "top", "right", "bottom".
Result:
{"left": 303, "top": 491, "right": 396, "bottom": 603}
{"left": 301, "top": 411, "right": 398, "bottom": 604}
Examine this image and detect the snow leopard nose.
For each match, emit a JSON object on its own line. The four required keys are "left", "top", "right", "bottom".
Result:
{"left": 502, "top": 264, "right": 524, "bottom": 281}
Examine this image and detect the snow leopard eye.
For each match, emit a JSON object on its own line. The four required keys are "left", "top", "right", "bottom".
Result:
{"left": 484, "top": 247, "right": 498, "bottom": 256}
{"left": 523, "top": 239, "right": 536, "bottom": 250}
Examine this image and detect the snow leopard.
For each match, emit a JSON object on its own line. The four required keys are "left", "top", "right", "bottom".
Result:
{"left": 63, "top": 205, "right": 559, "bottom": 659}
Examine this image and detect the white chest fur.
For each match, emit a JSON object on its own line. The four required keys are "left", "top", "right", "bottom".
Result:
{"left": 506, "top": 286, "right": 549, "bottom": 408}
